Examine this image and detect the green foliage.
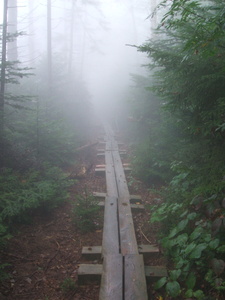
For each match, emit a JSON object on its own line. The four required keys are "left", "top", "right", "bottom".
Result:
{"left": 72, "top": 189, "right": 101, "bottom": 233}
{"left": 60, "top": 277, "right": 76, "bottom": 293}
{"left": 0, "top": 166, "right": 73, "bottom": 281}
{"left": 0, "top": 166, "right": 73, "bottom": 224}
{"left": 151, "top": 189, "right": 225, "bottom": 297}
{"left": 130, "top": 0, "right": 225, "bottom": 297}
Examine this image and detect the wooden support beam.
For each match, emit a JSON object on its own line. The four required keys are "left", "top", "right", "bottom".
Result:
{"left": 145, "top": 265, "right": 168, "bottom": 281}
{"left": 98, "top": 201, "right": 144, "bottom": 211}
{"left": 93, "top": 192, "right": 106, "bottom": 199}
{"left": 77, "top": 263, "right": 167, "bottom": 285}
{"left": 138, "top": 244, "right": 160, "bottom": 256}
{"left": 82, "top": 244, "right": 160, "bottom": 260}
{"left": 93, "top": 192, "right": 142, "bottom": 204}
{"left": 77, "top": 264, "right": 102, "bottom": 285}
{"left": 130, "top": 195, "right": 142, "bottom": 204}
{"left": 97, "top": 151, "right": 127, "bottom": 157}
{"left": 99, "top": 255, "right": 123, "bottom": 300}
{"left": 82, "top": 246, "right": 102, "bottom": 260}
{"left": 97, "top": 152, "right": 105, "bottom": 157}
{"left": 95, "top": 167, "right": 131, "bottom": 175}
{"left": 96, "top": 163, "right": 131, "bottom": 168}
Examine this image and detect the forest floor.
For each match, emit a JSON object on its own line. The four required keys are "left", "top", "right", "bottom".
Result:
{"left": 0, "top": 134, "right": 166, "bottom": 300}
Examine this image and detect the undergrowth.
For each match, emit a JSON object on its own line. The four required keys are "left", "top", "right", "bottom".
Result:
{"left": 72, "top": 188, "right": 101, "bottom": 233}
{"left": 150, "top": 181, "right": 225, "bottom": 299}
{"left": 0, "top": 165, "right": 74, "bottom": 280}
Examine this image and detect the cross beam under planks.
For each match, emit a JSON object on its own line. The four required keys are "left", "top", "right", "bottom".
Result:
{"left": 99, "top": 124, "right": 148, "bottom": 300}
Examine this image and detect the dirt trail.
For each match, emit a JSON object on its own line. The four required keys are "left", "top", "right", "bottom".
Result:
{"left": 0, "top": 140, "right": 164, "bottom": 300}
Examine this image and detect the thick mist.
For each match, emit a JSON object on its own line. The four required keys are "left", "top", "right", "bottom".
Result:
{"left": 1, "top": 0, "right": 159, "bottom": 124}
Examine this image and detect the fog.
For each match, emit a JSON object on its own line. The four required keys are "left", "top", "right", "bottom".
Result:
{"left": 1, "top": 0, "right": 158, "bottom": 124}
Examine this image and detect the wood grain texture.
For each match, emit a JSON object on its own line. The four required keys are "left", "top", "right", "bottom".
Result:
{"left": 112, "top": 146, "right": 139, "bottom": 255}
{"left": 124, "top": 254, "right": 148, "bottom": 300}
{"left": 102, "top": 196, "right": 120, "bottom": 256}
{"left": 99, "top": 255, "right": 123, "bottom": 300}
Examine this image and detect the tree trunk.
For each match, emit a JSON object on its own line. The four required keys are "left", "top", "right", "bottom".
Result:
{"left": 68, "top": 0, "right": 76, "bottom": 77}
{"left": 7, "top": 0, "right": 18, "bottom": 62}
{"left": 28, "top": 0, "right": 35, "bottom": 66}
{"left": 0, "top": 0, "right": 8, "bottom": 166}
{"left": 47, "top": 0, "right": 52, "bottom": 103}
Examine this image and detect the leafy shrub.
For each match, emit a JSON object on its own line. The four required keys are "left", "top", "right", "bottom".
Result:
{"left": 0, "top": 166, "right": 74, "bottom": 281}
{"left": 0, "top": 166, "right": 73, "bottom": 225}
{"left": 151, "top": 189, "right": 225, "bottom": 298}
{"left": 72, "top": 189, "right": 101, "bottom": 233}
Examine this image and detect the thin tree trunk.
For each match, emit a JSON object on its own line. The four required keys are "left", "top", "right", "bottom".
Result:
{"left": 7, "top": 0, "right": 18, "bottom": 62}
{"left": 0, "top": 0, "right": 8, "bottom": 166}
{"left": 28, "top": 0, "right": 35, "bottom": 66}
{"left": 47, "top": 0, "right": 52, "bottom": 104}
{"left": 68, "top": 0, "right": 76, "bottom": 77}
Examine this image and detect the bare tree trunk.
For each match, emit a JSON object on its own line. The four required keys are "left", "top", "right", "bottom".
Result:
{"left": 0, "top": 0, "right": 8, "bottom": 166}
{"left": 47, "top": 0, "right": 52, "bottom": 104}
{"left": 28, "top": 0, "right": 35, "bottom": 66}
{"left": 68, "top": 0, "right": 76, "bottom": 77}
{"left": 7, "top": 0, "right": 18, "bottom": 62}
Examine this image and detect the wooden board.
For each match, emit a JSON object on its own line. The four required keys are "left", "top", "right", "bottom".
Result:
{"left": 138, "top": 244, "right": 159, "bottom": 256}
{"left": 99, "top": 255, "right": 123, "bottom": 300}
{"left": 130, "top": 195, "right": 142, "bottom": 204}
{"left": 82, "top": 244, "right": 160, "bottom": 259}
{"left": 93, "top": 192, "right": 106, "bottom": 199}
{"left": 95, "top": 167, "right": 131, "bottom": 175}
{"left": 111, "top": 143, "right": 139, "bottom": 255}
{"left": 102, "top": 196, "right": 120, "bottom": 256}
{"left": 124, "top": 254, "right": 148, "bottom": 300}
{"left": 104, "top": 142, "right": 118, "bottom": 198}
{"left": 145, "top": 265, "right": 168, "bottom": 280}
{"left": 98, "top": 201, "right": 144, "bottom": 211}
{"left": 78, "top": 263, "right": 167, "bottom": 279}
{"left": 82, "top": 246, "right": 102, "bottom": 260}
{"left": 93, "top": 192, "right": 142, "bottom": 204}
{"left": 77, "top": 264, "right": 102, "bottom": 285}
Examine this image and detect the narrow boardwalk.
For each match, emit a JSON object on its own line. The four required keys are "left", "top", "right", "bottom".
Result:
{"left": 78, "top": 124, "right": 167, "bottom": 299}
{"left": 100, "top": 124, "right": 148, "bottom": 299}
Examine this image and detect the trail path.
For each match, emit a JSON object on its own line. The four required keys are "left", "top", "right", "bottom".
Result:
{"left": 0, "top": 131, "right": 165, "bottom": 300}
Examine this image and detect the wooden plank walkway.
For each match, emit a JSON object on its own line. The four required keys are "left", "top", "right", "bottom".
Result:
{"left": 78, "top": 124, "right": 167, "bottom": 299}
{"left": 100, "top": 124, "right": 148, "bottom": 300}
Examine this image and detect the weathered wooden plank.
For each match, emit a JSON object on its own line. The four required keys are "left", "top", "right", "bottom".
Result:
{"left": 130, "top": 203, "right": 144, "bottom": 211}
{"left": 95, "top": 167, "right": 131, "bottom": 175}
{"left": 130, "top": 195, "right": 142, "bottom": 204}
{"left": 77, "top": 264, "right": 102, "bottom": 285}
{"left": 124, "top": 254, "right": 148, "bottom": 300}
{"left": 99, "top": 255, "right": 123, "bottom": 300}
{"left": 96, "top": 164, "right": 130, "bottom": 168}
{"left": 98, "top": 201, "right": 144, "bottom": 211}
{"left": 138, "top": 244, "right": 160, "bottom": 256}
{"left": 93, "top": 192, "right": 142, "bottom": 204}
{"left": 78, "top": 263, "right": 167, "bottom": 284}
{"left": 102, "top": 196, "right": 120, "bottom": 256}
{"left": 145, "top": 265, "right": 168, "bottom": 281}
{"left": 82, "top": 244, "right": 160, "bottom": 259}
{"left": 97, "top": 152, "right": 105, "bottom": 157}
{"left": 82, "top": 246, "right": 102, "bottom": 260}
{"left": 93, "top": 192, "right": 106, "bottom": 199}
{"left": 104, "top": 143, "right": 118, "bottom": 197}
{"left": 111, "top": 142, "right": 139, "bottom": 255}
